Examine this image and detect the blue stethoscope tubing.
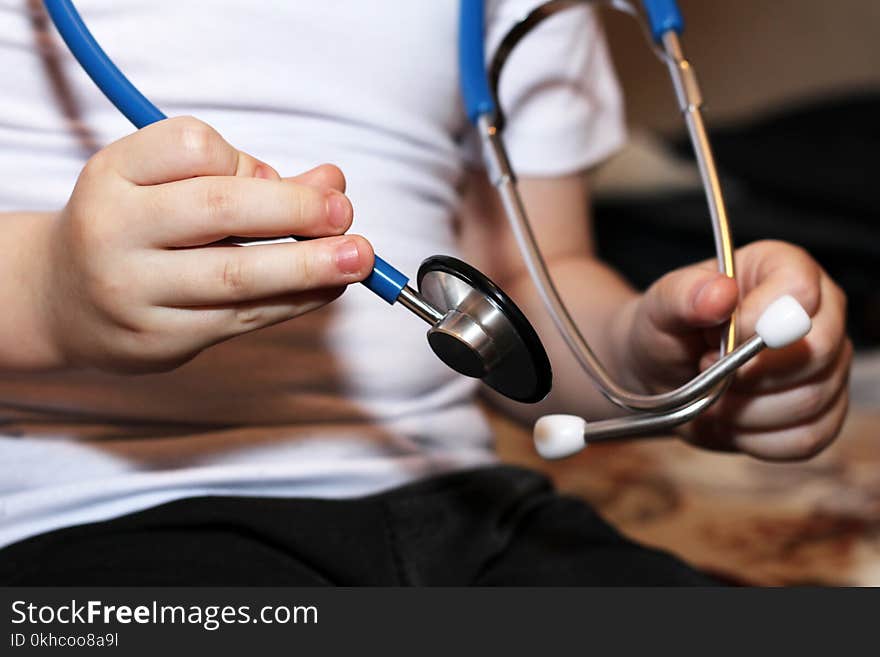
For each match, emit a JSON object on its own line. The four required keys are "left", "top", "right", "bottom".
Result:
{"left": 42, "top": 0, "right": 410, "bottom": 306}
{"left": 458, "top": 0, "right": 683, "bottom": 125}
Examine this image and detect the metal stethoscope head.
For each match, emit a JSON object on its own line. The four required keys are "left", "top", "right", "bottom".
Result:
{"left": 45, "top": 0, "right": 813, "bottom": 461}
{"left": 399, "top": 256, "right": 552, "bottom": 404}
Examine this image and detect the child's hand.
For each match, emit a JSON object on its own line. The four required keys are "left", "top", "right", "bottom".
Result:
{"left": 618, "top": 240, "right": 850, "bottom": 461}
{"left": 41, "top": 116, "right": 374, "bottom": 374}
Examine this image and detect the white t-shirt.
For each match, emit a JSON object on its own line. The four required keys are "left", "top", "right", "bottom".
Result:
{"left": 0, "top": 0, "right": 624, "bottom": 548}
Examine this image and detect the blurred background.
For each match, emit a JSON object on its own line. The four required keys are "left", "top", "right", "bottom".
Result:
{"left": 607, "top": 0, "right": 880, "bottom": 129}
{"left": 595, "top": 0, "right": 880, "bottom": 349}
{"left": 497, "top": 0, "right": 880, "bottom": 585}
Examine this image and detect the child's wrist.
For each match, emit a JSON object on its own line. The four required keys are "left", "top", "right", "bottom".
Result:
{"left": 605, "top": 294, "right": 652, "bottom": 395}
{"left": 28, "top": 211, "right": 73, "bottom": 370}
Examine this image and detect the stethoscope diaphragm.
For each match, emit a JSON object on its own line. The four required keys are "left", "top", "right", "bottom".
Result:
{"left": 417, "top": 256, "right": 552, "bottom": 404}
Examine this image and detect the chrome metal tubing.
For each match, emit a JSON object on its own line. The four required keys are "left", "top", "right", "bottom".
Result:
{"left": 582, "top": 336, "right": 766, "bottom": 442}
{"left": 480, "top": 112, "right": 744, "bottom": 414}
{"left": 661, "top": 31, "right": 738, "bottom": 354}
{"left": 581, "top": 380, "right": 721, "bottom": 442}
{"left": 479, "top": 5, "right": 746, "bottom": 418}
{"left": 397, "top": 285, "right": 444, "bottom": 325}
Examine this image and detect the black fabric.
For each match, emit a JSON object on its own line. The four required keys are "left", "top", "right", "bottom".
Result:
{"left": 595, "top": 92, "right": 880, "bottom": 348}
{"left": 0, "top": 465, "right": 715, "bottom": 586}
{"left": 686, "top": 92, "right": 880, "bottom": 221}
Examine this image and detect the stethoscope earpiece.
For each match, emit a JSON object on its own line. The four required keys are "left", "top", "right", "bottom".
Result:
{"left": 534, "top": 414, "right": 587, "bottom": 460}
{"left": 754, "top": 295, "right": 812, "bottom": 349}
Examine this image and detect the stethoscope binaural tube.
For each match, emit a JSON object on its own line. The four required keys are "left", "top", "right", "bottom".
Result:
{"left": 459, "top": 0, "right": 813, "bottom": 451}
{"left": 460, "top": 0, "right": 737, "bottom": 411}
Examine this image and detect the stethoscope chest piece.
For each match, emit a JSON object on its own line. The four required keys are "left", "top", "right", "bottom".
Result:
{"left": 417, "top": 256, "right": 552, "bottom": 403}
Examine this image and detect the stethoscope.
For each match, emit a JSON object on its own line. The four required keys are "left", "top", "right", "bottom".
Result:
{"left": 44, "top": 0, "right": 813, "bottom": 459}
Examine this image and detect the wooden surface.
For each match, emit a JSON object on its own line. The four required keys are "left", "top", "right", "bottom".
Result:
{"left": 493, "top": 406, "right": 880, "bottom": 586}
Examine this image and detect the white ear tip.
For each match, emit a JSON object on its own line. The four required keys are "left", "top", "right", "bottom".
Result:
{"left": 533, "top": 415, "right": 587, "bottom": 460}
{"left": 755, "top": 295, "right": 812, "bottom": 349}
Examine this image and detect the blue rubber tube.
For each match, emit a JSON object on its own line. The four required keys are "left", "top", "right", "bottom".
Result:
{"left": 640, "top": 0, "right": 685, "bottom": 43}
{"left": 43, "top": 0, "right": 409, "bottom": 304}
{"left": 43, "top": 0, "right": 164, "bottom": 128}
{"left": 459, "top": 0, "right": 495, "bottom": 126}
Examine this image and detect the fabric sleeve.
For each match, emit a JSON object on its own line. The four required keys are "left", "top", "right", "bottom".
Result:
{"left": 462, "top": 0, "right": 627, "bottom": 177}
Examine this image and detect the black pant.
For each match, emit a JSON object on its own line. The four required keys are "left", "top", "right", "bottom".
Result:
{"left": 0, "top": 465, "right": 716, "bottom": 586}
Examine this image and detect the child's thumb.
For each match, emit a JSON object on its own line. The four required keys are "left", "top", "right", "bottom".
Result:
{"left": 642, "top": 267, "right": 739, "bottom": 335}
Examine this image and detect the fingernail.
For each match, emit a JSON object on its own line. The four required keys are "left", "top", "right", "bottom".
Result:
{"left": 335, "top": 239, "right": 362, "bottom": 274}
{"left": 326, "top": 191, "right": 351, "bottom": 230}
{"left": 254, "top": 164, "right": 277, "bottom": 180}
{"left": 693, "top": 278, "right": 715, "bottom": 309}
{"left": 694, "top": 275, "right": 730, "bottom": 313}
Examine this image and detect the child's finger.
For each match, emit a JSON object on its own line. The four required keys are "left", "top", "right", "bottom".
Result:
{"left": 143, "top": 176, "right": 353, "bottom": 246}
{"left": 147, "top": 287, "right": 345, "bottom": 354}
{"left": 175, "top": 288, "right": 346, "bottom": 343}
{"left": 153, "top": 236, "right": 374, "bottom": 306}
{"left": 730, "top": 386, "right": 850, "bottom": 461}
{"left": 94, "top": 116, "right": 248, "bottom": 185}
{"left": 641, "top": 267, "right": 739, "bottom": 335}
{"left": 284, "top": 164, "right": 346, "bottom": 193}
{"left": 729, "top": 274, "right": 847, "bottom": 393}
{"left": 630, "top": 266, "right": 737, "bottom": 358}
{"left": 622, "top": 267, "right": 737, "bottom": 390}
{"left": 727, "top": 242, "right": 823, "bottom": 338}
{"left": 699, "top": 340, "right": 851, "bottom": 431}
{"left": 238, "top": 154, "right": 281, "bottom": 180}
